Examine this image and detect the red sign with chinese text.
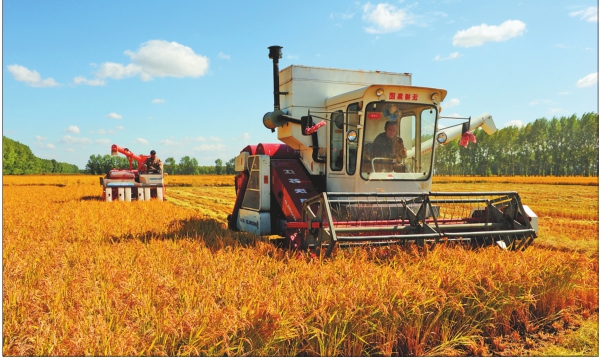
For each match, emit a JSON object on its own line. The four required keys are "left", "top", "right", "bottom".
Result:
{"left": 388, "top": 92, "right": 419, "bottom": 101}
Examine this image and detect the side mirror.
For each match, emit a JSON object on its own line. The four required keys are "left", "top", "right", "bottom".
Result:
{"left": 301, "top": 115, "right": 313, "bottom": 135}
{"left": 333, "top": 112, "right": 344, "bottom": 129}
{"left": 347, "top": 130, "right": 357, "bottom": 142}
{"left": 436, "top": 132, "right": 447, "bottom": 145}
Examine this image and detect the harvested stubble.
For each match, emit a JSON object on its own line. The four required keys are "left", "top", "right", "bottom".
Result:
{"left": 2, "top": 175, "right": 598, "bottom": 356}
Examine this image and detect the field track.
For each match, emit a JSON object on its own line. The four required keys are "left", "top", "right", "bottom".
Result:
{"left": 3, "top": 174, "right": 598, "bottom": 356}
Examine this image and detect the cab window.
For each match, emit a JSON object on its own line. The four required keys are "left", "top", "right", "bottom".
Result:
{"left": 346, "top": 103, "right": 360, "bottom": 175}
{"left": 330, "top": 110, "right": 344, "bottom": 171}
{"left": 360, "top": 101, "right": 437, "bottom": 180}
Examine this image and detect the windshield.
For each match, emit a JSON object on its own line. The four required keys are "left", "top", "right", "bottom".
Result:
{"left": 361, "top": 101, "right": 438, "bottom": 180}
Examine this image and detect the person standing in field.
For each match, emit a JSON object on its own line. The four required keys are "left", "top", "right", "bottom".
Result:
{"left": 143, "top": 150, "right": 163, "bottom": 173}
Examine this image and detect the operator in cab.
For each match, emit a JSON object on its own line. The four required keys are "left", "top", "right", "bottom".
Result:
{"left": 371, "top": 103, "right": 408, "bottom": 172}
{"left": 143, "top": 150, "right": 163, "bottom": 174}
{"left": 373, "top": 121, "right": 407, "bottom": 161}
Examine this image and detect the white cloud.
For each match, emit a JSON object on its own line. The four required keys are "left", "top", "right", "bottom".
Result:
{"left": 152, "top": 99, "right": 165, "bottom": 104}
{"left": 569, "top": 7, "right": 598, "bottom": 22}
{"left": 193, "top": 136, "right": 207, "bottom": 142}
{"left": 7, "top": 64, "right": 60, "bottom": 87}
{"left": 59, "top": 135, "right": 93, "bottom": 144}
{"left": 362, "top": 2, "right": 413, "bottom": 34}
{"left": 433, "top": 52, "right": 461, "bottom": 61}
{"left": 504, "top": 120, "right": 524, "bottom": 128}
{"left": 96, "top": 62, "right": 142, "bottom": 80}
{"left": 330, "top": 11, "right": 355, "bottom": 20}
{"left": 123, "top": 40, "right": 209, "bottom": 80}
{"left": 193, "top": 143, "right": 227, "bottom": 151}
{"left": 236, "top": 133, "right": 251, "bottom": 141}
{"left": 35, "top": 135, "right": 47, "bottom": 141}
{"left": 576, "top": 72, "right": 597, "bottom": 88}
{"left": 453, "top": 20, "right": 526, "bottom": 47}
{"left": 65, "top": 148, "right": 75, "bottom": 152}
{"left": 159, "top": 139, "right": 181, "bottom": 146}
{"left": 134, "top": 138, "right": 149, "bottom": 145}
{"left": 209, "top": 136, "right": 223, "bottom": 142}
{"left": 36, "top": 142, "right": 56, "bottom": 149}
{"left": 218, "top": 52, "right": 230, "bottom": 59}
{"left": 83, "top": 40, "right": 209, "bottom": 84}
{"left": 73, "top": 76, "right": 105, "bottom": 86}
{"left": 97, "top": 129, "right": 116, "bottom": 135}
{"left": 94, "top": 139, "right": 111, "bottom": 145}
{"left": 442, "top": 113, "right": 461, "bottom": 118}
{"left": 106, "top": 112, "right": 123, "bottom": 120}
{"left": 64, "top": 125, "right": 81, "bottom": 134}
{"left": 96, "top": 125, "right": 124, "bottom": 135}
{"left": 444, "top": 98, "right": 460, "bottom": 108}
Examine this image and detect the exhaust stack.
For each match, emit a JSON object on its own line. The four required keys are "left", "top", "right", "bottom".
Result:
{"left": 268, "top": 45, "right": 283, "bottom": 111}
{"left": 264, "top": 46, "right": 286, "bottom": 130}
{"left": 263, "top": 46, "right": 299, "bottom": 130}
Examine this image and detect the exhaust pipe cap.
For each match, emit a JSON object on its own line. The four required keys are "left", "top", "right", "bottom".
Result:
{"left": 263, "top": 110, "right": 286, "bottom": 129}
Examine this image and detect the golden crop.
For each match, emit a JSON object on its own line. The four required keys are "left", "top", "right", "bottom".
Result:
{"left": 3, "top": 174, "right": 598, "bottom": 356}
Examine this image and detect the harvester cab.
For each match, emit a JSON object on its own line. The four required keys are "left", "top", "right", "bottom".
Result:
{"left": 228, "top": 45, "right": 538, "bottom": 255}
{"left": 99, "top": 144, "right": 166, "bottom": 202}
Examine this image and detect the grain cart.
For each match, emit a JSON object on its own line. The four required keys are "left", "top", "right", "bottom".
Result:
{"left": 227, "top": 46, "right": 537, "bottom": 256}
{"left": 99, "top": 144, "right": 166, "bottom": 202}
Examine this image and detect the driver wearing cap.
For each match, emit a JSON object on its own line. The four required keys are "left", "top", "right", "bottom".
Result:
{"left": 143, "top": 150, "right": 163, "bottom": 173}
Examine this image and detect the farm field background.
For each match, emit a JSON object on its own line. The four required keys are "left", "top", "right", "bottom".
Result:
{"left": 3, "top": 174, "right": 598, "bottom": 356}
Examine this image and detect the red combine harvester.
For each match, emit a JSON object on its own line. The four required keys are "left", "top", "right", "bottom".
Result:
{"left": 99, "top": 144, "right": 166, "bottom": 202}
{"left": 227, "top": 46, "right": 538, "bottom": 256}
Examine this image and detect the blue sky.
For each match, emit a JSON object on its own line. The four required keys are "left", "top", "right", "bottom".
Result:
{"left": 3, "top": 0, "right": 598, "bottom": 168}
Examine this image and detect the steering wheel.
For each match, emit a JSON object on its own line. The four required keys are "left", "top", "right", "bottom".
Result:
{"left": 371, "top": 157, "right": 395, "bottom": 172}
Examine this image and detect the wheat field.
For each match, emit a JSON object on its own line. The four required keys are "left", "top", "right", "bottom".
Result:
{"left": 3, "top": 174, "right": 598, "bottom": 356}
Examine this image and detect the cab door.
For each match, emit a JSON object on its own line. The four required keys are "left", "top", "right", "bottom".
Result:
{"left": 326, "top": 103, "right": 361, "bottom": 192}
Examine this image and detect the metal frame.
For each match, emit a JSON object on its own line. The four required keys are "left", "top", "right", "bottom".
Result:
{"left": 298, "top": 191, "right": 536, "bottom": 256}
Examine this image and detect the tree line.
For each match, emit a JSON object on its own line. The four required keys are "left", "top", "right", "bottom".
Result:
{"left": 3, "top": 136, "right": 80, "bottom": 174}
{"left": 163, "top": 157, "right": 237, "bottom": 175}
{"left": 5, "top": 112, "right": 597, "bottom": 177}
{"left": 85, "top": 155, "right": 237, "bottom": 175}
{"left": 434, "top": 113, "right": 599, "bottom": 176}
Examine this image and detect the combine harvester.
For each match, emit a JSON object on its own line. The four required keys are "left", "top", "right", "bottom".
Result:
{"left": 228, "top": 46, "right": 537, "bottom": 256}
{"left": 99, "top": 144, "right": 166, "bottom": 202}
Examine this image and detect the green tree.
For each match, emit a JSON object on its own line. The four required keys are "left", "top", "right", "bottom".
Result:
{"left": 179, "top": 156, "right": 199, "bottom": 174}
{"left": 516, "top": 123, "right": 534, "bottom": 175}
{"left": 164, "top": 157, "right": 178, "bottom": 174}
{"left": 434, "top": 140, "right": 459, "bottom": 175}
{"left": 578, "top": 112, "right": 599, "bottom": 176}
{"left": 215, "top": 159, "right": 223, "bottom": 175}
{"left": 528, "top": 118, "right": 550, "bottom": 175}
{"left": 225, "top": 157, "right": 236, "bottom": 174}
{"left": 3, "top": 136, "right": 79, "bottom": 174}
{"left": 85, "top": 154, "right": 102, "bottom": 174}
{"left": 547, "top": 117, "right": 564, "bottom": 175}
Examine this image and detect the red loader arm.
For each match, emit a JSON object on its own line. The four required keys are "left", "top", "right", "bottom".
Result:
{"left": 111, "top": 144, "right": 150, "bottom": 171}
